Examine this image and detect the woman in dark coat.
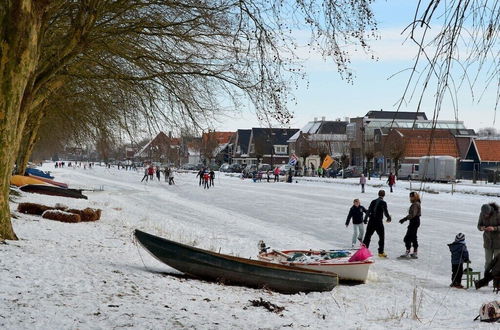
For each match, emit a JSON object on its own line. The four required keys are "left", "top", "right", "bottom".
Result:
{"left": 399, "top": 191, "right": 421, "bottom": 259}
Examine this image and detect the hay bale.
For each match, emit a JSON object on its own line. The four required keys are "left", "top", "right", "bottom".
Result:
{"left": 17, "top": 202, "right": 52, "bottom": 215}
{"left": 42, "top": 210, "right": 81, "bottom": 223}
{"left": 66, "top": 208, "right": 101, "bottom": 222}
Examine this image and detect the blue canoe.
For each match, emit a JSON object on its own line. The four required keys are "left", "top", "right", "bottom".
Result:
{"left": 25, "top": 168, "right": 54, "bottom": 179}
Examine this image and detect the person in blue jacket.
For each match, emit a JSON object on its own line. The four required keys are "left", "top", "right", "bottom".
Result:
{"left": 448, "top": 233, "right": 470, "bottom": 289}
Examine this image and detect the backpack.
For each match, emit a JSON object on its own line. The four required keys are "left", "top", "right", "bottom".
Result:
{"left": 475, "top": 301, "right": 500, "bottom": 322}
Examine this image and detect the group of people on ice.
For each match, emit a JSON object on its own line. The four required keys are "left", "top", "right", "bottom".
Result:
{"left": 196, "top": 168, "right": 215, "bottom": 189}
{"left": 345, "top": 189, "right": 500, "bottom": 289}
{"left": 141, "top": 164, "right": 175, "bottom": 185}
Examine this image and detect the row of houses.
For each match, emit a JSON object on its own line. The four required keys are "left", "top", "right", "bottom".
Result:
{"left": 129, "top": 110, "right": 500, "bottom": 177}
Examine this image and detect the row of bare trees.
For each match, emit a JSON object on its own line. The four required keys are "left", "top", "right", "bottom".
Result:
{"left": 1, "top": 1, "right": 497, "bottom": 240}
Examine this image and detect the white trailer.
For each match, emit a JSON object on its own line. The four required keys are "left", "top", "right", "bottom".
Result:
{"left": 398, "top": 163, "right": 420, "bottom": 180}
{"left": 418, "top": 156, "right": 457, "bottom": 182}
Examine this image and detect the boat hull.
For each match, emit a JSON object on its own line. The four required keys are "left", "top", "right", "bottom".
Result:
{"left": 20, "top": 185, "right": 87, "bottom": 199}
{"left": 25, "top": 167, "right": 54, "bottom": 179}
{"left": 10, "top": 175, "right": 49, "bottom": 187}
{"left": 259, "top": 250, "right": 373, "bottom": 282}
{"left": 134, "top": 230, "right": 338, "bottom": 294}
{"left": 27, "top": 174, "right": 68, "bottom": 188}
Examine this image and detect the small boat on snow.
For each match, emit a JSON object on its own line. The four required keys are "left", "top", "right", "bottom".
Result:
{"left": 25, "top": 167, "right": 54, "bottom": 179}
{"left": 134, "top": 230, "right": 339, "bottom": 294}
{"left": 258, "top": 248, "right": 374, "bottom": 283}
{"left": 27, "top": 174, "right": 68, "bottom": 188}
{"left": 20, "top": 184, "right": 87, "bottom": 199}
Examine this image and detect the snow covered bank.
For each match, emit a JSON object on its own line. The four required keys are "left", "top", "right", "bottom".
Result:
{"left": 1, "top": 164, "right": 499, "bottom": 329}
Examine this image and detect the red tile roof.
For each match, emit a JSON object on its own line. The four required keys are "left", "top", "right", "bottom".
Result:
{"left": 475, "top": 140, "right": 500, "bottom": 162}
{"left": 202, "top": 131, "right": 234, "bottom": 144}
{"left": 397, "top": 129, "right": 459, "bottom": 158}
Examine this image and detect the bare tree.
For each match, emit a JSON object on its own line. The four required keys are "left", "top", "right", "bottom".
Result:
{"left": 1, "top": 0, "right": 378, "bottom": 239}
{"left": 477, "top": 127, "right": 499, "bottom": 137}
{"left": 396, "top": 1, "right": 500, "bottom": 127}
{"left": 200, "top": 132, "right": 219, "bottom": 166}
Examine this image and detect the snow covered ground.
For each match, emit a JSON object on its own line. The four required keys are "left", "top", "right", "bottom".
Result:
{"left": 2, "top": 163, "right": 500, "bottom": 329}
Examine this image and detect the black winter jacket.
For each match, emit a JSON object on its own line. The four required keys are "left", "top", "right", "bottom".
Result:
{"left": 346, "top": 205, "right": 367, "bottom": 226}
{"left": 364, "top": 197, "right": 391, "bottom": 224}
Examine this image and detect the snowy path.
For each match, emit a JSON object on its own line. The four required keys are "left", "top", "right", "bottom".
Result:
{"left": 2, "top": 164, "right": 499, "bottom": 329}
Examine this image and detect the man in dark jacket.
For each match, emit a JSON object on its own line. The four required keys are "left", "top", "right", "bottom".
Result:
{"left": 346, "top": 199, "right": 368, "bottom": 247}
{"left": 477, "top": 203, "right": 500, "bottom": 272}
{"left": 363, "top": 190, "right": 391, "bottom": 257}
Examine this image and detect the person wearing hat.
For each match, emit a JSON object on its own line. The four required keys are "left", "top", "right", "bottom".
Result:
{"left": 448, "top": 233, "right": 470, "bottom": 289}
{"left": 362, "top": 189, "right": 392, "bottom": 258}
{"left": 477, "top": 203, "right": 500, "bottom": 272}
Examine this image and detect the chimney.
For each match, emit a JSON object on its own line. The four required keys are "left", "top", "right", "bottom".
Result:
{"left": 321, "top": 116, "right": 325, "bottom": 121}
{"left": 313, "top": 117, "right": 317, "bottom": 122}
{"left": 169, "top": 131, "right": 172, "bottom": 138}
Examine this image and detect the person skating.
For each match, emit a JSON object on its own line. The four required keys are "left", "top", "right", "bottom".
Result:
{"left": 209, "top": 170, "right": 215, "bottom": 186}
{"left": 196, "top": 168, "right": 204, "bottom": 186}
{"left": 141, "top": 167, "right": 149, "bottom": 182}
{"left": 287, "top": 168, "right": 293, "bottom": 183}
{"left": 362, "top": 190, "right": 391, "bottom": 258}
{"left": 345, "top": 199, "right": 368, "bottom": 248}
{"left": 168, "top": 170, "right": 175, "bottom": 185}
{"left": 359, "top": 174, "right": 366, "bottom": 193}
{"left": 398, "top": 192, "right": 422, "bottom": 259}
{"left": 164, "top": 167, "right": 170, "bottom": 182}
{"left": 387, "top": 172, "right": 396, "bottom": 192}
{"left": 477, "top": 203, "right": 500, "bottom": 273}
{"left": 448, "top": 233, "right": 470, "bottom": 289}
{"left": 203, "top": 171, "right": 210, "bottom": 189}
{"left": 273, "top": 167, "right": 280, "bottom": 182}
{"left": 156, "top": 167, "right": 161, "bottom": 181}
{"left": 147, "top": 165, "right": 155, "bottom": 181}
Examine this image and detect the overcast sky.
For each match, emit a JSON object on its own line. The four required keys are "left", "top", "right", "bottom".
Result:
{"left": 213, "top": 0, "right": 499, "bottom": 132}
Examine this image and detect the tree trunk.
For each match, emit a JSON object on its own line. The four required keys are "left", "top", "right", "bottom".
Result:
{"left": 16, "top": 110, "right": 44, "bottom": 175}
{"left": 0, "top": 1, "right": 48, "bottom": 240}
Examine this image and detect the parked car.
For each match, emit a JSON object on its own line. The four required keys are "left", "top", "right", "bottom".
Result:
{"left": 219, "top": 163, "right": 231, "bottom": 172}
{"left": 242, "top": 164, "right": 258, "bottom": 178}
{"left": 338, "top": 166, "right": 362, "bottom": 178}
{"left": 229, "top": 163, "right": 244, "bottom": 173}
{"left": 258, "top": 163, "right": 272, "bottom": 172}
{"left": 181, "top": 163, "right": 198, "bottom": 170}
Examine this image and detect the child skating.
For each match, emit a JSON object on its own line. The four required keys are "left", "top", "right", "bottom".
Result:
{"left": 345, "top": 199, "right": 368, "bottom": 248}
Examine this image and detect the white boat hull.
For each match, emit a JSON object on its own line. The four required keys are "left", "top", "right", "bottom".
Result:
{"left": 259, "top": 250, "right": 373, "bottom": 282}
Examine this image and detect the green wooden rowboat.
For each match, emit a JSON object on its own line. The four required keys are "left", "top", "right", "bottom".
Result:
{"left": 134, "top": 229, "right": 338, "bottom": 294}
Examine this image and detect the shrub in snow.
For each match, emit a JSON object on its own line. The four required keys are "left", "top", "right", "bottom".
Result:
{"left": 42, "top": 210, "right": 81, "bottom": 223}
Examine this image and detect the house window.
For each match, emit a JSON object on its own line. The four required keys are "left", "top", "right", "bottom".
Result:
{"left": 274, "top": 145, "right": 287, "bottom": 154}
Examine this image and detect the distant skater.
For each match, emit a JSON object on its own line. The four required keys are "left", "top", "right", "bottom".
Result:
{"left": 141, "top": 167, "right": 149, "bottom": 182}
{"left": 273, "top": 167, "right": 280, "bottom": 182}
{"left": 203, "top": 171, "right": 210, "bottom": 189}
{"left": 156, "top": 167, "right": 161, "bottom": 181}
{"left": 387, "top": 172, "right": 396, "bottom": 193}
{"left": 359, "top": 174, "right": 366, "bottom": 193}
{"left": 168, "top": 170, "right": 175, "bottom": 185}
{"left": 209, "top": 170, "right": 215, "bottom": 187}
{"left": 196, "top": 168, "right": 204, "bottom": 186}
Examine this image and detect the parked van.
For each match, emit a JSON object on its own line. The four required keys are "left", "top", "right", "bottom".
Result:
{"left": 418, "top": 156, "right": 457, "bottom": 182}
{"left": 399, "top": 163, "right": 419, "bottom": 180}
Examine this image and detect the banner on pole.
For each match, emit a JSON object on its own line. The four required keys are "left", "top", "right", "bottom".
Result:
{"left": 321, "top": 155, "right": 334, "bottom": 169}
